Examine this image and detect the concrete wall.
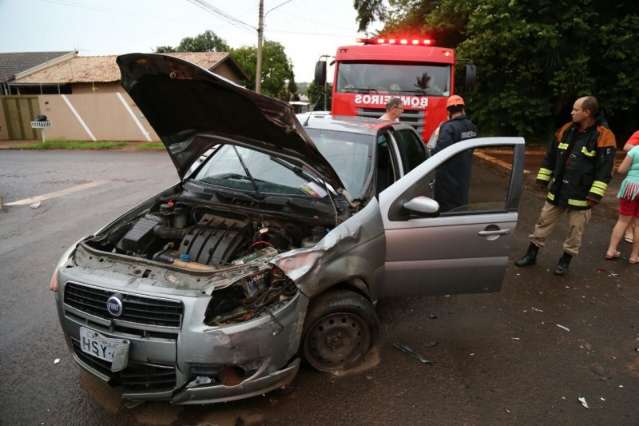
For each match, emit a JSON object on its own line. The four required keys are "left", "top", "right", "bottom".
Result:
{"left": 34, "top": 92, "right": 159, "bottom": 141}
{"left": 0, "top": 100, "right": 8, "bottom": 140}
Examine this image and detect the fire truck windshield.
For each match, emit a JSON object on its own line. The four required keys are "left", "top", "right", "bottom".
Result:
{"left": 337, "top": 62, "right": 451, "bottom": 97}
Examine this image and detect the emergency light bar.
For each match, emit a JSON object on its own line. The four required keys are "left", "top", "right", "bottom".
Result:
{"left": 360, "top": 37, "right": 433, "bottom": 46}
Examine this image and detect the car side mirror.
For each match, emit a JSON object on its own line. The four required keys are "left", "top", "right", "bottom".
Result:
{"left": 465, "top": 64, "right": 476, "bottom": 91}
{"left": 403, "top": 196, "right": 439, "bottom": 215}
{"left": 314, "top": 60, "right": 327, "bottom": 87}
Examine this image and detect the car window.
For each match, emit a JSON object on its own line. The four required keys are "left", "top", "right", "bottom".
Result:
{"left": 376, "top": 132, "right": 399, "bottom": 194}
{"left": 305, "top": 129, "right": 372, "bottom": 198}
{"left": 392, "top": 129, "right": 427, "bottom": 173}
{"left": 194, "top": 145, "right": 315, "bottom": 196}
{"left": 389, "top": 145, "right": 516, "bottom": 220}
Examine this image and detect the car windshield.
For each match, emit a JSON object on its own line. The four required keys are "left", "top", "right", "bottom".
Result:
{"left": 194, "top": 145, "right": 323, "bottom": 197}
{"left": 337, "top": 62, "right": 451, "bottom": 96}
{"left": 305, "top": 128, "right": 372, "bottom": 198}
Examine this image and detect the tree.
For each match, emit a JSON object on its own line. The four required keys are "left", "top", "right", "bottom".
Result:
{"left": 353, "top": 0, "right": 639, "bottom": 141}
{"left": 288, "top": 70, "right": 299, "bottom": 100}
{"left": 307, "top": 81, "right": 332, "bottom": 110}
{"left": 231, "top": 41, "right": 294, "bottom": 99}
{"left": 155, "top": 30, "right": 230, "bottom": 53}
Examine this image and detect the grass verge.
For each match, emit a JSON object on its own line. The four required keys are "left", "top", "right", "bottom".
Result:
{"left": 20, "top": 140, "right": 128, "bottom": 150}
{"left": 131, "top": 142, "right": 164, "bottom": 150}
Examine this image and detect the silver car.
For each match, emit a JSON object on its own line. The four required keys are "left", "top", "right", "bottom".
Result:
{"left": 51, "top": 53, "right": 525, "bottom": 404}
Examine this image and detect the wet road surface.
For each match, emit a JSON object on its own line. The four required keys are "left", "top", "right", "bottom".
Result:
{"left": 1, "top": 150, "right": 638, "bottom": 425}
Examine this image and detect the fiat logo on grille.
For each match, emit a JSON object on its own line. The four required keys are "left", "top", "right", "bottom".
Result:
{"left": 106, "top": 294, "right": 123, "bottom": 317}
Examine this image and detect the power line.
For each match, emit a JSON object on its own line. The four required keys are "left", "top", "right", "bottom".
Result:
{"left": 184, "top": 0, "right": 256, "bottom": 32}
{"left": 265, "top": 0, "right": 293, "bottom": 16}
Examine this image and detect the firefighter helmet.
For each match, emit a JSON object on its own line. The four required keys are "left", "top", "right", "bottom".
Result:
{"left": 446, "top": 95, "right": 465, "bottom": 108}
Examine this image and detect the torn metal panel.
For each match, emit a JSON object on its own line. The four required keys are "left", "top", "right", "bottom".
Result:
{"left": 273, "top": 198, "right": 386, "bottom": 298}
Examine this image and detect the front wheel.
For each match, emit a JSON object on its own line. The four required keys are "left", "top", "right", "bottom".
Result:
{"left": 302, "top": 289, "right": 379, "bottom": 373}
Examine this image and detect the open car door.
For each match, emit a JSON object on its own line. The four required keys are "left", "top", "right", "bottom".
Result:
{"left": 378, "top": 137, "right": 525, "bottom": 297}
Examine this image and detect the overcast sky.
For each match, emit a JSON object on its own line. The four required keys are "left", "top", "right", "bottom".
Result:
{"left": 0, "top": 0, "right": 382, "bottom": 82}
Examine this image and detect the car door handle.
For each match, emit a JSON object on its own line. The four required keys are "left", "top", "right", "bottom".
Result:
{"left": 478, "top": 228, "right": 511, "bottom": 236}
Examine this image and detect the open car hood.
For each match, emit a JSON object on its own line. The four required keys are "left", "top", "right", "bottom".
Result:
{"left": 116, "top": 53, "right": 344, "bottom": 191}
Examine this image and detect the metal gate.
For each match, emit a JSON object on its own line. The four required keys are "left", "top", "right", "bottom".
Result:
{"left": 0, "top": 96, "right": 41, "bottom": 140}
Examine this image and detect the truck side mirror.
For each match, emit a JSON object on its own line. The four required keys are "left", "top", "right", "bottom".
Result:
{"left": 314, "top": 61, "right": 327, "bottom": 87}
{"left": 465, "top": 64, "right": 477, "bottom": 91}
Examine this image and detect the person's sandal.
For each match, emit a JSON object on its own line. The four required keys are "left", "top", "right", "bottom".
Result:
{"left": 630, "top": 257, "right": 639, "bottom": 264}
{"left": 605, "top": 251, "right": 621, "bottom": 260}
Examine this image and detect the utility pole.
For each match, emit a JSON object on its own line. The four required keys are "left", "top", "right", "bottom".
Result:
{"left": 255, "top": 0, "right": 264, "bottom": 94}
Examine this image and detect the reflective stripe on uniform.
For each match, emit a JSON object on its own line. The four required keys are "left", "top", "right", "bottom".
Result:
{"left": 537, "top": 167, "right": 552, "bottom": 181}
{"left": 547, "top": 192, "right": 555, "bottom": 201}
{"left": 581, "top": 147, "right": 596, "bottom": 157}
{"left": 568, "top": 199, "right": 589, "bottom": 207}
{"left": 558, "top": 143, "right": 569, "bottom": 150}
{"left": 592, "top": 180, "right": 608, "bottom": 190}
{"left": 589, "top": 180, "right": 608, "bottom": 196}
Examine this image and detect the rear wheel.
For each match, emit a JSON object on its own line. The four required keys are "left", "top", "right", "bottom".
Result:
{"left": 302, "top": 289, "right": 379, "bottom": 372}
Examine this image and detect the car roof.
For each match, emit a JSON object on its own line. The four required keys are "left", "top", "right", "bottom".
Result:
{"left": 298, "top": 112, "right": 415, "bottom": 135}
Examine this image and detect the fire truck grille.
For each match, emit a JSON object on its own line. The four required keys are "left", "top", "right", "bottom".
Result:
{"left": 356, "top": 107, "right": 424, "bottom": 135}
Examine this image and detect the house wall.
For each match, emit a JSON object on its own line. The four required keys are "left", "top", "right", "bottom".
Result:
{"left": 71, "top": 82, "right": 124, "bottom": 94}
{"left": 34, "top": 92, "right": 159, "bottom": 141}
{"left": 212, "top": 63, "right": 243, "bottom": 84}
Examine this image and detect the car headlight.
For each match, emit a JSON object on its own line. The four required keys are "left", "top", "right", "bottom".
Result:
{"left": 204, "top": 267, "right": 297, "bottom": 326}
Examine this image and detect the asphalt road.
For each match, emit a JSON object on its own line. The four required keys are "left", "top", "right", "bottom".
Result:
{"left": 1, "top": 150, "right": 638, "bottom": 426}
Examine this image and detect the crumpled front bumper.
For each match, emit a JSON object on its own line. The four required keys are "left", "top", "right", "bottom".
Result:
{"left": 56, "top": 270, "right": 309, "bottom": 404}
{"left": 171, "top": 358, "right": 300, "bottom": 404}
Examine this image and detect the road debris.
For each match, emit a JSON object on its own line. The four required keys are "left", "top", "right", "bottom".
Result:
{"left": 608, "top": 272, "right": 620, "bottom": 278}
{"left": 511, "top": 337, "right": 521, "bottom": 341}
{"left": 53, "top": 358, "right": 60, "bottom": 365}
{"left": 600, "top": 397, "right": 606, "bottom": 402}
{"left": 531, "top": 307, "right": 544, "bottom": 313}
{"left": 429, "top": 313, "right": 438, "bottom": 319}
{"left": 556, "top": 324, "right": 571, "bottom": 332}
{"left": 424, "top": 341, "right": 439, "bottom": 348}
{"left": 30, "top": 201, "right": 41, "bottom": 209}
{"left": 618, "top": 384, "right": 624, "bottom": 388}
{"left": 578, "top": 396, "right": 589, "bottom": 409}
{"left": 393, "top": 343, "right": 433, "bottom": 365}
{"left": 504, "top": 408, "right": 511, "bottom": 414}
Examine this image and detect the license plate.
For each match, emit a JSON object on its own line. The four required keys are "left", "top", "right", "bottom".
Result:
{"left": 79, "top": 327, "right": 130, "bottom": 372}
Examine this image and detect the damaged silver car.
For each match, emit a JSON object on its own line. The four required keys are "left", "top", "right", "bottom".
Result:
{"left": 51, "top": 53, "right": 526, "bottom": 404}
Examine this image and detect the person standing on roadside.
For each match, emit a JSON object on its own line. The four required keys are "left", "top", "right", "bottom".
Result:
{"left": 515, "top": 96, "right": 616, "bottom": 275}
{"left": 379, "top": 97, "right": 404, "bottom": 122}
{"left": 432, "top": 95, "right": 478, "bottom": 212}
{"left": 604, "top": 143, "right": 639, "bottom": 263}
{"left": 621, "top": 130, "right": 639, "bottom": 244}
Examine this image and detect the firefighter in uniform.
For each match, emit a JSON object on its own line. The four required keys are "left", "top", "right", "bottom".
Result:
{"left": 515, "top": 96, "right": 616, "bottom": 275}
{"left": 432, "top": 95, "right": 478, "bottom": 212}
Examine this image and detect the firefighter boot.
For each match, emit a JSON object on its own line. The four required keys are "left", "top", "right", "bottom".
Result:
{"left": 515, "top": 243, "right": 539, "bottom": 267}
{"left": 554, "top": 253, "right": 573, "bottom": 276}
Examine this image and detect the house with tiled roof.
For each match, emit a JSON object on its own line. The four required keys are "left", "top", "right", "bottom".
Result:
{"left": 0, "top": 51, "right": 76, "bottom": 95}
{"left": 9, "top": 51, "right": 249, "bottom": 94}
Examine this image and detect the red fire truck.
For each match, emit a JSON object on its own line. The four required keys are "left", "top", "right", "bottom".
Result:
{"left": 314, "top": 37, "right": 474, "bottom": 142}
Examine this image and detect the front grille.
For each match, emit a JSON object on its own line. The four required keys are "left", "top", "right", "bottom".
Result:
{"left": 64, "top": 282, "right": 183, "bottom": 328}
{"left": 72, "top": 338, "right": 176, "bottom": 392}
{"left": 357, "top": 107, "right": 425, "bottom": 135}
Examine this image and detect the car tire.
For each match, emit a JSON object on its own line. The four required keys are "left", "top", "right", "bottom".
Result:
{"left": 302, "top": 289, "right": 379, "bottom": 373}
